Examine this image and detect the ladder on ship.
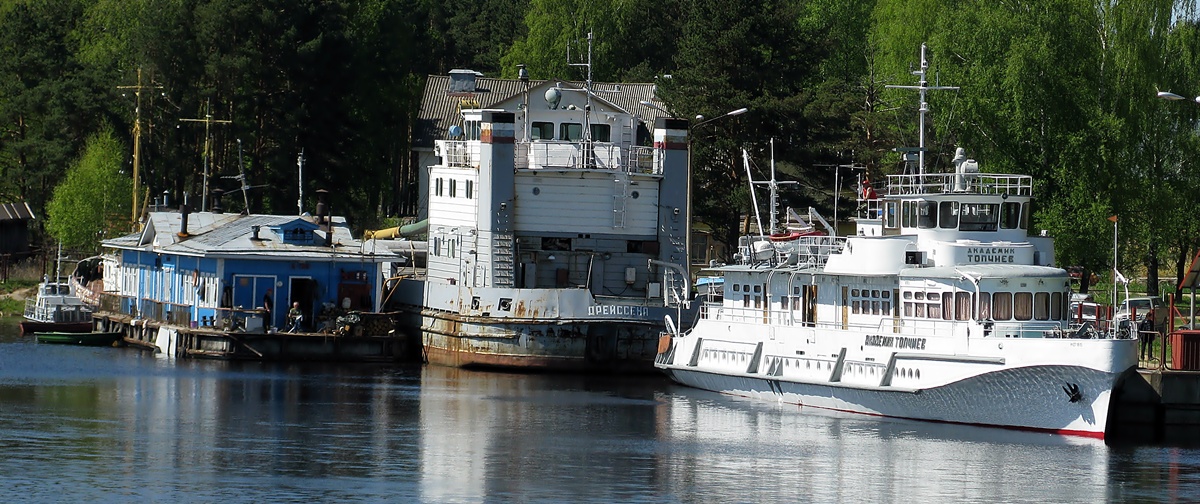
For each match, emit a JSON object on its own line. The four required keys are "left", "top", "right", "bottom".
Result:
{"left": 612, "top": 171, "right": 628, "bottom": 228}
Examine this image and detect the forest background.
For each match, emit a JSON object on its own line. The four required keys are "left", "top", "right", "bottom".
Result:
{"left": 3, "top": 0, "right": 1200, "bottom": 297}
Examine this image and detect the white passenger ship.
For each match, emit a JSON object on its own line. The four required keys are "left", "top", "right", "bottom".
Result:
{"left": 654, "top": 45, "right": 1138, "bottom": 438}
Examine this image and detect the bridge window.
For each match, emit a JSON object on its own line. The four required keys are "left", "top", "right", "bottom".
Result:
{"left": 939, "top": 201, "right": 959, "bottom": 229}
{"left": 917, "top": 201, "right": 937, "bottom": 228}
{"left": 435, "top": 178, "right": 444, "bottom": 196}
{"left": 590, "top": 124, "right": 611, "bottom": 142}
{"left": 464, "top": 120, "right": 481, "bottom": 140}
{"left": 466, "top": 180, "right": 473, "bottom": 199}
{"left": 902, "top": 201, "right": 913, "bottom": 228}
{"left": 449, "top": 179, "right": 457, "bottom": 197}
{"left": 885, "top": 201, "right": 899, "bottom": 229}
{"left": 1052, "top": 292, "right": 1064, "bottom": 320}
{"left": 960, "top": 203, "right": 998, "bottom": 231}
{"left": 531, "top": 122, "right": 554, "bottom": 140}
{"left": 560, "top": 123, "right": 583, "bottom": 141}
{"left": 1001, "top": 202, "right": 1023, "bottom": 230}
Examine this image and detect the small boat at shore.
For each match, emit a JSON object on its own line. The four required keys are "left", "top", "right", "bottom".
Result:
{"left": 35, "top": 331, "right": 121, "bottom": 346}
{"left": 20, "top": 276, "right": 94, "bottom": 335}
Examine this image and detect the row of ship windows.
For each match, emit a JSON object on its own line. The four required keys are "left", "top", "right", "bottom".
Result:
{"left": 529, "top": 122, "right": 612, "bottom": 142}
{"left": 738, "top": 289, "right": 1068, "bottom": 322}
{"left": 904, "top": 291, "right": 1067, "bottom": 321}
{"left": 877, "top": 200, "right": 1028, "bottom": 231}
{"left": 434, "top": 178, "right": 474, "bottom": 199}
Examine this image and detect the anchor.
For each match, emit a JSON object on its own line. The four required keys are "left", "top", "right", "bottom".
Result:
{"left": 1062, "top": 382, "right": 1082, "bottom": 403}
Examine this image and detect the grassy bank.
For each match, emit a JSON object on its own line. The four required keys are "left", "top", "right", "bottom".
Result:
{"left": 0, "top": 258, "right": 46, "bottom": 317}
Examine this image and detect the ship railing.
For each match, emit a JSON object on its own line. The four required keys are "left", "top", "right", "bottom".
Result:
{"left": 886, "top": 173, "right": 1033, "bottom": 197}
{"left": 518, "top": 141, "right": 658, "bottom": 173}
{"left": 737, "top": 235, "right": 846, "bottom": 268}
{"left": 23, "top": 298, "right": 92, "bottom": 323}
{"left": 437, "top": 140, "right": 478, "bottom": 168}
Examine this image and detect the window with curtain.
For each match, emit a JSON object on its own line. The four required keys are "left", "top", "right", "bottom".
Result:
{"left": 1014, "top": 292, "right": 1033, "bottom": 320}
{"left": 993, "top": 292, "right": 1012, "bottom": 320}
{"left": 1034, "top": 292, "right": 1050, "bottom": 320}
{"left": 956, "top": 292, "right": 972, "bottom": 320}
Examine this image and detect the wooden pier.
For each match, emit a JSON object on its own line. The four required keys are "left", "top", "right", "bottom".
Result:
{"left": 1110, "top": 331, "right": 1200, "bottom": 443}
{"left": 92, "top": 311, "right": 419, "bottom": 363}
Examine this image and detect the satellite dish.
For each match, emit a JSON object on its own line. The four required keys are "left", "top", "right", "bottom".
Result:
{"left": 544, "top": 88, "right": 562, "bottom": 109}
{"left": 448, "top": 125, "right": 463, "bottom": 138}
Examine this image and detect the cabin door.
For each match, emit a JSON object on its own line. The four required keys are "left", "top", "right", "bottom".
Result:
{"left": 289, "top": 277, "right": 317, "bottom": 330}
{"left": 800, "top": 285, "right": 817, "bottom": 327}
{"left": 841, "top": 286, "right": 849, "bottom": 330}
{"left": 893, "top": 288, "right": 901, "bottom": 333}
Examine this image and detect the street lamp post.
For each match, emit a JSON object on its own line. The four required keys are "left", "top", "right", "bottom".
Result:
{"left": 639, "top": 102, "right": 747, "bottom": 285}
{"left": 1156, "top": 89, "right": 1200, "bottom": 324}
{"left": 685, "top": 108, "right": 747, "bottom": 281}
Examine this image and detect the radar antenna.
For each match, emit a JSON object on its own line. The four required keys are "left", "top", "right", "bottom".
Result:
{"left": 886, "top": 43, "right": 958, "bottom": 176}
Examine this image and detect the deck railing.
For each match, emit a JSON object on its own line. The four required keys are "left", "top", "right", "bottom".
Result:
{"left": 438, "top": 140, "right": 658, "bottom": 174}
{"left": 886, "top": 173, "right": 1033, "bottom": 197}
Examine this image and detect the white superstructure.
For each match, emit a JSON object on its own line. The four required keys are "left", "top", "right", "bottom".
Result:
{"left": 655, "top": 45, "right": 1137, "bottom": 438}
{"left": 390, "top": 67, "right": 697, "bottom": 372}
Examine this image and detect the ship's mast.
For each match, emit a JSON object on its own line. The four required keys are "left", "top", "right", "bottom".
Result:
{"left": 886, "top": 43, "right": 958, "bottom": 175}
{"left": 117, "top": 68, "right": 162, "bottom": 229}
{"left": 180, "top": 99, "right": 232, "bottom": 211}
{"left": 568, "top": 31, "right": 595, "bottom": 167}
{"left": 297, "top": 149, "right": 305, "bottom": 215}
{"left": 749, "top": 139, "right": 797, "bottom": 234}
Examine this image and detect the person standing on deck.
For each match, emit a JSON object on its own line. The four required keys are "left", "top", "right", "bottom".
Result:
{"left": 1139, "top": 309, "right": 1156, "bottom": 362}
{"left": 262, "top": 289, "right": 274, "bottom": 329}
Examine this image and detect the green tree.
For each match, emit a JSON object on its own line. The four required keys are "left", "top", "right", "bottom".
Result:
{"left": 46, "top": 126, "right": 132, "bottom": 251}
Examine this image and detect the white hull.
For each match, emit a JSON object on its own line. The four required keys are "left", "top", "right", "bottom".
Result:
{"left": 660, "top": 352, "right": 1134, "bottom": 437}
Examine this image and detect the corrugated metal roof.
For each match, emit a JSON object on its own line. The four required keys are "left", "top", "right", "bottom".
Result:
{"left": 0, "top": 202, "right": 34, "bottom": 221}
{"left": 415, "top": 74, "right": 669, "bottom": 147}
{"left": 105, "top": 211, "right": 394, "bottom": 261}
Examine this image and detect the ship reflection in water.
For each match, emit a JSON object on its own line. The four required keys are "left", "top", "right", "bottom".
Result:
{"left": 0, "top": 322, "right": 1191, "bottom": 502}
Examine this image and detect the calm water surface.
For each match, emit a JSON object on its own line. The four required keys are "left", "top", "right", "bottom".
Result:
{"left": 0, "top": 317, "right": 1197, "bottom": 503}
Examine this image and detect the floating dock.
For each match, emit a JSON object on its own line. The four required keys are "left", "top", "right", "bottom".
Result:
{"left": 92, "top": 311, "right": 418, "bottom": 362}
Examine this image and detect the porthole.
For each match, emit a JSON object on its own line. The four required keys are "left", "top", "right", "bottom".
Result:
{"left": 532, "top": 187, "right": 541, "bottom": 195}
{"left": 915, "top": 369, "right": 921, "bottom": 380}
{"left": 631, "top": 190, "right": 639, "bottom": 199}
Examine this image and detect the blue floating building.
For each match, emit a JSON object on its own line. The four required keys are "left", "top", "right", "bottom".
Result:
{"left": 95, "top": 198, "right": 400, "bottom": 360}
